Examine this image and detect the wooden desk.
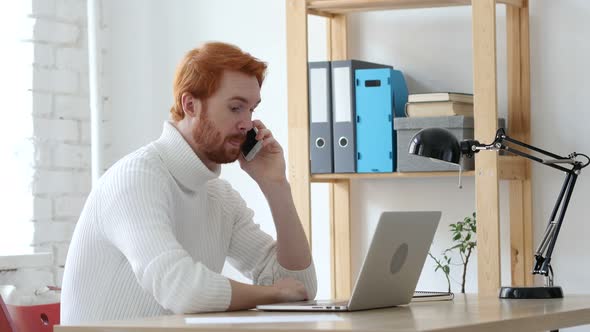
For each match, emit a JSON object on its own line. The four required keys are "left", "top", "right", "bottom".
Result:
{"left": 55, "top": 294, "right": 590, "bottom": 332}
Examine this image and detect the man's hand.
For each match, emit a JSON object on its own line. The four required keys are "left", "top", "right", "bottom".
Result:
{"left": 226, "top": 278, "right": 308, "bottom": 311}
{"left": 238, "top": 120, "right": 286, "bottom": 188}
{"left": 272, "top": 277, "right": 308, "bottom": 303}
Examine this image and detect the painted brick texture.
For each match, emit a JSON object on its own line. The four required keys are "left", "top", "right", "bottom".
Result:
{"left": 23, "top": 0, "right": 99, "bottom": 288}
{"left": 2, "top": 0, "right": 109, "bottom": 291}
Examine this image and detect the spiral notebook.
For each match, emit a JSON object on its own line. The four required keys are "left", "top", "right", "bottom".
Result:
{"left": 412, "top": 291, "right": 454, "bottom": 302}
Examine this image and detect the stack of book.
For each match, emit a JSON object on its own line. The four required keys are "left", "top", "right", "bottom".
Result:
{"left": 405, "top": 92, "right": 473, "bottom": 117}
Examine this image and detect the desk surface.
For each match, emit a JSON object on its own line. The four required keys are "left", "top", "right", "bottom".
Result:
{"left": 55, "top": 294, "right": 590, "bottom": 332}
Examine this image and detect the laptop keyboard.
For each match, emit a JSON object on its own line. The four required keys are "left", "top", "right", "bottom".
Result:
{"left": 297, "top": 300, "right": 349, "bottom": 306}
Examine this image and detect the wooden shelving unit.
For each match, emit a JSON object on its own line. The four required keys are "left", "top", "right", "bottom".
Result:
{"left": 286, "top": 0, "right": 533, "bottom": 298}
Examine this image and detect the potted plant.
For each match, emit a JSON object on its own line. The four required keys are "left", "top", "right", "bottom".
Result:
{"left": 429, "top": 212, "right": 477, "bottom": 293}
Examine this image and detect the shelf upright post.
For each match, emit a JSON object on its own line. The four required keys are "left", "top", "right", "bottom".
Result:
{"left": 286, "top": 0, "right": 312, "bottom": 244}
{"left": 472, "top": 0, "right": 502, "bottom": 295}
{"left": 327, "top": 13, "right": 353, "bottom": 300}
{"left": 506, "top": 0, "right": 533, "bottom": 287}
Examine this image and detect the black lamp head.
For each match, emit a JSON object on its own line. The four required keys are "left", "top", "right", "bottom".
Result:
{"left": 408, "top": 128, "right": 462, "bottom": 165}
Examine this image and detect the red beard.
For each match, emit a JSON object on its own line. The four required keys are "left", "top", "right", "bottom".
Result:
{"left": 192, "top": 109, "right": 246, "bottom": 164}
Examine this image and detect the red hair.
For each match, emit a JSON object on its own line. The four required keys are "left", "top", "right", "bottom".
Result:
{"left": 170, "top": 42, "right": 267, "bottom": 121}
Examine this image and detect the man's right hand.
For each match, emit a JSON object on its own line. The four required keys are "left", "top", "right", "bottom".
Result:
{"left": 227, "top": 277, "right": 309, "bottom": 311}
{"left": 272, "top": 277, "right": 308, "bottom": 303}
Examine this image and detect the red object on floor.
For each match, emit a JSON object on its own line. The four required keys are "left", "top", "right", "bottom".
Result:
{"left": 0, "top": 295, "right": 16, "bottom": 332}
{"left": 6, "top": 302, "right": 60, "bottom": 332}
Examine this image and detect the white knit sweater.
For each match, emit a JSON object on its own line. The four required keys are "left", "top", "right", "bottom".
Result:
{"left": 60, "top": 121, "right": 317, "bottom": 324}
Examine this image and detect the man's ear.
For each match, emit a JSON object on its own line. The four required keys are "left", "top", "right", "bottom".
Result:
{"left": 181, "top": 92, "right": 202, "bottom": 118}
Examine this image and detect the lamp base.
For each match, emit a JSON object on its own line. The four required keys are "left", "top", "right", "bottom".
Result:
{"left": 499, "top": 286, "right": 563, "bottom": 299}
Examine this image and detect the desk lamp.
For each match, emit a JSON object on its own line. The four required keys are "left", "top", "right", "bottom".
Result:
{"left": 408, "top": 127, "right": 589, "bottom": 299}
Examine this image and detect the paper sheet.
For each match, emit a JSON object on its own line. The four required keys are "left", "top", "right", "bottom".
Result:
{"left": 185, "top": 314, "right": 343, "bottom": 325}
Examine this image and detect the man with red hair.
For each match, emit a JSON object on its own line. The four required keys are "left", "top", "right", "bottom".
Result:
{"left": 61, "top": 42, "right": 316, "bottom": 324}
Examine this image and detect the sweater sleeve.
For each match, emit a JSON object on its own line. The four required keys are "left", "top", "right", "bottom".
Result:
{"left": 224, "top": 185, "right": 317, "bottom": 300}
{"left": 99, "top": 160, "right": 231, "bottom": 313}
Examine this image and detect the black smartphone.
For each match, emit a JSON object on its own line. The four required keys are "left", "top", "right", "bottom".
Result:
{"left": 241, "top": 127, "right": 263, "bottom": 161}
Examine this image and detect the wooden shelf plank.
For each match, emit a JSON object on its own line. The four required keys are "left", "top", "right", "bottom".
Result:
{"left": 307, "top": 0, "right": 523, "bottom": 15}
{"left": 311, "top": 156, "right": 525, "bottom": 182}
{"left": 312, "top": 170, "right": 475, "bottom": 182}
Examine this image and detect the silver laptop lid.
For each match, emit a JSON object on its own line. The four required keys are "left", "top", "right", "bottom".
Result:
{"left": 347, "top": 211, "right": 440, "bottom": 311}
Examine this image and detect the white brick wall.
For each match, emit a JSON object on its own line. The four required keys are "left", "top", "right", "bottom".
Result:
{"left": 33, "top": 170, "right": 91, "bottom": 195}
{"left": 32, "top": 0, "right": 56, "bottom": 17}
{"left": 2, "top": 0, "right": 109, "bottom": 292}
{"left": 55, "top": 95, "right": 90, "bottom": 120}
{"left": 33, "top": 19, "right": 80, "bottom": 44}
{"left": 56, "top": 0, "right": 87, "bottom": 21}
{"left": 34, "top": 44, "right": 56, "bottom": 67}
{"left": 55, "top": 196, "right": 88, "bottom": 218}
{"left": 32, "top": 91, "right": 53, "bottom": 117}
{"left": 33, "top": 67, "right": 79, "bottom": 94}
{"left": 3, "top": 0, "right": 109, "bottom": 289}
{"left": 57, "top": 47, "right": 89, "bottom": 71}
{"left": 34, "top": 118, "right": 79, "bottom": 142}
{"left": 33, "top": 197, "right": 53, "bottom": 221}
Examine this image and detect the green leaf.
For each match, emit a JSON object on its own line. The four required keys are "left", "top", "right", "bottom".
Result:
{"left": 465, "top": 233, "right": 471, "bottom": 241}
{"left": 453, "top": 233, "right": 461, "bottom": 241}
{"left": 443, "top": 266, "right": 450, "bottom": 274}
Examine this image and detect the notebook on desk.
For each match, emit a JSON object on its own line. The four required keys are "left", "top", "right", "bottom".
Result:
{"left": 412, "top": 290, "right": 454, "bottom": 302}
{"left": 257, "top": 211, "right": 443, "bottom": 312}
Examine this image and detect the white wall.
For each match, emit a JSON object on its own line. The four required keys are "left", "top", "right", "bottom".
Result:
{"left": 101, "top": 0, "right": 334, "bottom": 289}
{"left": 346, "top": 6, "right": 504, "bottom": 293}
{"left": 102, "top": 0, "right": 590, "bottom": 314}
{"left": 4, "top": 0, "right": 93, "bottom": 289}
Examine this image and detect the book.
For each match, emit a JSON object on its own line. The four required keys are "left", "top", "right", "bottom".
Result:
{"left": 408, "top": 92, "right": 473, "bottom": 104}
{"left": 411, "top": 291, "right": 455, "bottom": 302}
{"left": 405, "top": 101, "right": 473, "bottom": 117}
{"left": 330, "top": 59, "right": 392, "bottom": 173}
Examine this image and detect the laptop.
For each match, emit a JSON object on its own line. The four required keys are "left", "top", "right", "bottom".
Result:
{"left": 257, "top": 211, "right": 441, "bottom": 312}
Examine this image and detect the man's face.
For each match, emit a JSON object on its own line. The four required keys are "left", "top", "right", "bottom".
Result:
{"left": 192, "top": 70, "right": 261, "bottom": 164}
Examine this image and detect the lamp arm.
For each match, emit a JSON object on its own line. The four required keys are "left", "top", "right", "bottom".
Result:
{"left": 463, "top": 128, "right": 579, "bottom": 173}
{"left": 533, "top": 171, "right": 578, "bottom": 284}
{"left": 461, "top": 128, "right": 590, "bottom": 285}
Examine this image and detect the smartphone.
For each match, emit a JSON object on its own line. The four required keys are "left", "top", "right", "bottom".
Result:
{"left": 241, "top": 127, "right": 263, "bottom": 161}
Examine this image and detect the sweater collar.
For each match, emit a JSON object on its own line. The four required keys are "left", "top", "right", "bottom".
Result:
{"left": 153, "top": 121, "right": 220, "bottom": 191}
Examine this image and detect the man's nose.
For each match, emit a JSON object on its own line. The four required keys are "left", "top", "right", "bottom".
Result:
{"left": 238, "top": 119, "right": 253, "bottom": 133}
